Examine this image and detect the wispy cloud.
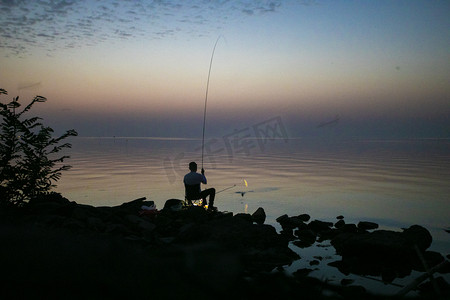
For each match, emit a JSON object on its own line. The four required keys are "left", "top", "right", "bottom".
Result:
{"left": 0, "top": 0, "right": 285, "bottom": 57}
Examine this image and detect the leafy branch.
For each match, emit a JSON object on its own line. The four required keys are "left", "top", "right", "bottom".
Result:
{"left": 0, "top": 89, "right": 78, "bottom": 207}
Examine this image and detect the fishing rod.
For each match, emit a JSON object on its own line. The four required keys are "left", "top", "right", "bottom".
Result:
{"left": 201, "top": 35, "right": 223, "bottom": 169}
{"left": 216, "top": 184, "right": 236, "bottom": 194}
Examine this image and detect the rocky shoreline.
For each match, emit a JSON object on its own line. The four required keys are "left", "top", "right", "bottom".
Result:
{"left": 1, "top": 193, "right": 448, "bottom": 299}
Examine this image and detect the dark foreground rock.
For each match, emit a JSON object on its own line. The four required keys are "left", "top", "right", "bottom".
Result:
{"left": 1, "top": 194, "right": 448, "bottom": 299}
{"left": 329, "top": 225, "right": 442, "bottom": 282}
{"left": 0, "top": 195, "right": 299, "bottom": 299}
{"left": 276, "top": 213, "right": 449, "bottom": 298}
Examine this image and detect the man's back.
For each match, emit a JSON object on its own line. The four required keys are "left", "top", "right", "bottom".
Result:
{"left": 183, "top": 171, "right": 206, "bottom": 186}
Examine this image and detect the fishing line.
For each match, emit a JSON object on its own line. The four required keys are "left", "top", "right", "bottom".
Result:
{"left": 201, "top": 35, "right": 223, "bottom": 168}
{"left": 216, "top": 184, "right": 236, "bottom": 194}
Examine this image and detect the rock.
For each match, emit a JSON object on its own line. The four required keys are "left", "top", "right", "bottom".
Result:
{"left": 331, "top": 230, "right": 411, "bottom": 259}
{"left": 234, "top": 213, "right": 253, "bottom": 223}
{"left": 297, "top": 214, "right": 310, "bottom": 222}
{"left": 308, "top": 220, "right": 333, "bottom": 233}
{"left": 330, "top": 225, "right": 435, "bottom": 280}
{"left": 28, "top": 192, "right": 71, "bottom": 206}
{"left": 357, "top": 221, "right": 379, "bottom": 231}
{"left": 174, "top": 215, "right": 299, "bottom": 272}
{"left": 412, "top": 251, "right": 449, "bottom": 273}
{"left": 62, "top": 218, "right": 86, "bottom": 231}
{"left": 340, "top": 285, "right": 367, "bottom": 298}
{"left": 317, "top": 229, "right": 339, "bottom": 242}
{"left": 340, "top": 278, "right": 354, "bottom": 286}
{"left": 26, "top": 199, "right": 72, "bottom": 216}
{"left": 252, "top": 207, "right": 266, "bottom": 225}
{"left": 277, "top": 215, "right": 306, "bottom": 230}
{"left": 276, "top": 214, "right": 289, "bottom": 223}
{"left": 181, "top": 205, "right": 209, "bottom": 222}
{"left": 402, "top": 224, "right": 432, "bottom": 252}
{"left": 108, "top": 198, "right": 154, "bottom": 216}
{"left": 336, "top": 215, "right": 344, "bottom": 220}
{"left": 71, "top": 204, "right": 98, "bottom": 220}
{"left": 295, "top": 229, "right": 316, "bottom": 245}
{"left": 293, "top": 268, "right": 313, "bottom": 277}
{"left": 334, "top": 219, "right": 345, "bottom": 229}
{"left": 86, "top": 217, "right": 105, "bottom": 231}
{"left": 116, "top": 197, "right": 152, "bottom": 211}
{"left": 162, "top": 199, "right": 184, "bottom": 211}
{"left": 38, "top": 215, "right": 66, "bottom": 227}
{"left": 4, "top": 193, "right": 444, "bottom": 299}
{"left": 125, "top": 214, "right": 156, "bottom": 232}
{"left": 280, "top": 229, "right": 296, "bottom": 241}
{"left": 418, "top": 276, "right": 450, "bottom": 298}
{"left": 105, "top": 223, "right": 133, "bottom": 235}
{"left": 309, "top": 260, "right": 320, "bottom": 266}
{"left": 338, "top": 223, "right": 358, "bottom": 233}
{"left": 293, "top": 240, "right": 314, "bottom": 249}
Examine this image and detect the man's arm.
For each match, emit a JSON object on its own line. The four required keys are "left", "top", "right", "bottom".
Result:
{"left": 201, "top": 168, "right": 207, "bottom": 184}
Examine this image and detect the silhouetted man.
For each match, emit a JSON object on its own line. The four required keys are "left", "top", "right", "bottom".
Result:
{"left": 183, "top": 162, "right": 216, "bottom": 211}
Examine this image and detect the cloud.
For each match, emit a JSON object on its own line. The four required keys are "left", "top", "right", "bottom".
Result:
{"left": 0, "top": 0, "right": 285, "bottom": 57}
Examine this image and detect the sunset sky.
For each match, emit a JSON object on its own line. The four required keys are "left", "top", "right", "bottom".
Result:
{"left": 1, "top": 0, "right": 449, "bottom": 138}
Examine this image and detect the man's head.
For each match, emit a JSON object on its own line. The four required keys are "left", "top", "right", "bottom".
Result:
{"left": 189, "top": 161, "right": 197, "bottom": 172}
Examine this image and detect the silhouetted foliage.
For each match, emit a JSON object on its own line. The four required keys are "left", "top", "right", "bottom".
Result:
{"left": 0, "top": 88, "right": 77, "bottom": 207}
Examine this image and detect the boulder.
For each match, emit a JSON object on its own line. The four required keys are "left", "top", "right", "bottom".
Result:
{"left": 334, "top": 219, "right": 345, "bottom": 229}
{"left": 28, "top": 192, "right": 71, "bottom": 206}
{"left": 252, "top": 207, "right": 266, "bottom": 225}
{"left": 280, "top": 229, "right": 296, "bottom": 241}
{"left": 276, "top": 214, "right": 289, "bottom": 223}
{"left": 162, "top": 199, "right": 184, "bottom": 212}
{"left": 340, "top": 278, "right": 354, "bottom": 286}
{"left": 317, "top": 229, "right": 339, "bottom": 242}
{"left": 293, "top": 240, "right": 313, "bottom": 249}
{"left": 295, "top": 229, "right": 316, "bottom": 245}
{"left": 338, "top": 223, "right": 358, "bottom": 234}
{"left": 332, "top": 229, "right": 414, "bottom": 259}
{"left": 277, "top": 215, "right": 306, "bottom": 230}
{"left": 308, "top": 220, "right": 333, "bottom": 233}
{"left": 418, "top": 276, "right": 450, "bottom": 298}
{"left": 402, "top": 224, "right": 432, "bottom": 252}
{"left": 71, "top": 204, "right": 98, "bottom": 221}
{"left": 234, "top": 213, "right": 253, "bottom": 223}
{"left": 357, "top": 221, "right": 379, "bottom": 231}
{"left": 330, "top": 225, "right": 434, "bottom": 280}
{"left": 86, "top": 217, "right": 105, "bottom": 231}
{"left": 412, "top": 251, "right": 449, "bottom": 273}
{"left": 297, "top": 214, "right": 311, "bottom": 222}
{"left": 309, "top": 260, "right": 320, "bottom": 266}
{"left": 180, "top": 205, "right": 209, "bottom": 222}
{"left": 125, "top": 214, "right": 156, "bottom": 232}
{"left": 293, "top": 268, "right": 314, "bottom": 277}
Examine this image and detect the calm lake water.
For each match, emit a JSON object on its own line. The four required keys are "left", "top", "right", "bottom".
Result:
{"left": 56, "top": 136, "right": 450, "bottom": 295}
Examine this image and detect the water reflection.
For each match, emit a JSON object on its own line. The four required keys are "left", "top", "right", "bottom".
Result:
{"left": 57, "top": 137, "right": 449, "bottom": 235}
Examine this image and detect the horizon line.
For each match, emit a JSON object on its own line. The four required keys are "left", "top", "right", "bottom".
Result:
{"left": 72, "top": 136, "right": 450, "bottom": 141}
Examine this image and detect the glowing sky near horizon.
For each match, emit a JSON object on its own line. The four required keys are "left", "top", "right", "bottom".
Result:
{"left": 0, "top": 0, "right": 449, "bottom": 138}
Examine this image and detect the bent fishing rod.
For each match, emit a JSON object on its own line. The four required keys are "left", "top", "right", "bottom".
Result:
{"left": 201, "top": 36, "right": 223, "bottom": 169}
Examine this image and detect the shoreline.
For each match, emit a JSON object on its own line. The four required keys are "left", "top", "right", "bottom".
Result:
{"left": 1, "top": 193, "right": 448, "bottom": 299}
